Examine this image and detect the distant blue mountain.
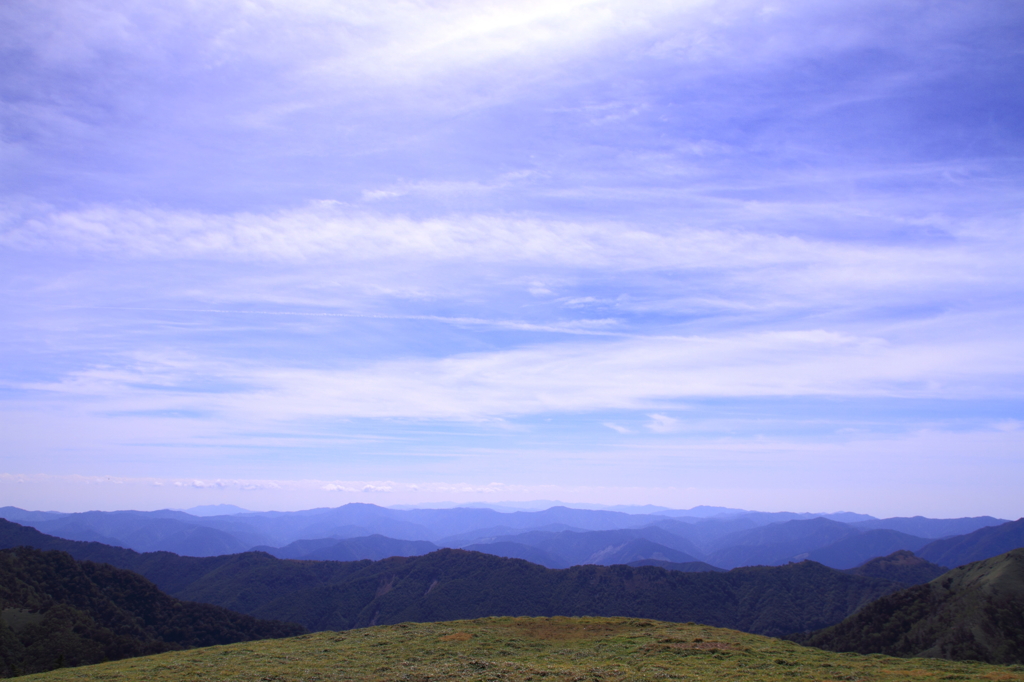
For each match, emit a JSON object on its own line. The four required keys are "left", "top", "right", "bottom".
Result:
{"left": 463, "top": 541, "right": 568, "bottom": 568}
{"left": 851, "top": 516, "right": 1007, "bottom": 539}
{"left": 802, "top": 530, "right": 931, "bottom": 570}
{"left": 0, "top": 506, "right": 66, "bottom": 524}
{"left": 917, "top": 518, "right": 1024, "bottom": 567}
{"left": 707, "top": 518, "right": 862, "bottom": 569}
{"left": 254, "top": 535, "right": 437, "bottom": 561}
{"left": 438, "top": 523, "right": 588, "bottom": 547}
{"left": 0, "top": 504, "right": 1013, "bottom": 572}
{"left": 464, "top": 528, "right": 702, "bottom": 568}
{"left": 252, "top": 537, "right": 341, "bottom": 559}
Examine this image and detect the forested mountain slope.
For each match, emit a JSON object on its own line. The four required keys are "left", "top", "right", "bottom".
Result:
{"left": 0, "top": 547, "right": 303, "bottom": 677}
{"left": 845, "top": 550, "right": 948, "bottom": 585}
{"left": 805, "top": 548, "right": 1024, "bottom": 664}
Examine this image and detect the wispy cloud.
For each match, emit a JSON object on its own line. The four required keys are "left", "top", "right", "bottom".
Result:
{"left": 646, "top": 414, "right": 680, "bottom": 433}
{"left": 78, "top": 306, "right": 628, "bottom": 338}
{"left": 14, "top": 318, "right": 1023, "bottom": 424}
{"left": 4, "top": 201, "right": 1021, "bottom": 309}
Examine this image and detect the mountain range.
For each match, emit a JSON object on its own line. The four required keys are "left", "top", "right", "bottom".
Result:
{"left": 0, "top": 518, "right": 951, "bottom": 637}
{"left": 0, "top": 504, "right": 1013, "bottom": 571}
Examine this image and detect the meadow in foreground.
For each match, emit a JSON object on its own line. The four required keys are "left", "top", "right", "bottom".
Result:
{"left": 16, "top": 617, "right": 1024, "bottom": 682}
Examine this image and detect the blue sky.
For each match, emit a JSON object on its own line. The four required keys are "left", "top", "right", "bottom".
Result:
{"left": 2, "top": 0, "right": 1023, "bottom": 515}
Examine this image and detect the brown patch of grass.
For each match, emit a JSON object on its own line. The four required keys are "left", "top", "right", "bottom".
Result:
{"left": 439, "top": 632, "right": 473, "bottom": 641}
{"left": 647, "top": 638, "right": 745, "bottom": 651}
{"left": 878, "top": 670, "right": 938, "bottom": 677}
{"left": 504, "top": 615, "right": 630, "bottom": 640}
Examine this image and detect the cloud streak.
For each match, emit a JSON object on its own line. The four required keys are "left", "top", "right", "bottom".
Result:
{"left": 5, "top": 200, "right": 1021, "bottom": 346}
{"left": 14, "top": 318, "right": 1022, "bottom": 424}
{"left": 4, "top": 202, "right": 1020, "bottom": 296}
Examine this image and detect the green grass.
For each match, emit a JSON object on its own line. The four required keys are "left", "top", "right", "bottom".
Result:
{"left": 16, "top": 617, "right": 1024, "bottom": 682}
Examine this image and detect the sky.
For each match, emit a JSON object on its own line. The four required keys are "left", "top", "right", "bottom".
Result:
{"left": 2, "top": 0, "right": 1023, "bottom": 517}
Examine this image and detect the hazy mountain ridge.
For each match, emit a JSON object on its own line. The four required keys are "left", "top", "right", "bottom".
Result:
{"left": 1, "top": 505, "right": 1009, "bottom": 571}
{"left": 917, "top": 519, "right": 1024, "bottom": 569}
{"left": 705, "top": 518, "right": 862, "bottom": 568}
{"left": 457, "top": 527, "right": 702, "bottom": 569}
{"left": 254, "top": 535, "right": 439, "bottom": 562}
{"left": 804, "top": 530, "right": 933, "bottom": 570}
{"left": 852, "top": 516, "right": 1011, "bottom": 539}
{"left": 461, "top": 542, "right": 568, "bottom": 568}
{"left": 437, "top": 522, "right": 587, "bottom": 547}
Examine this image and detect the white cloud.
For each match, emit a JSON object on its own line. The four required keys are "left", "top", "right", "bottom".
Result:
{"left": 18, "top": 316, "right": 1024, "bottom": 422}
{"left": 361, "top": 189, "right": 406, "bottom": 201}
{"left": 603, "top": 422, "right": 631, "bottom": 434}
{"left": 646, "top": 414, "right": 679, "bottom": 433}
{"left": 4, "top": 202, "right": 1020, "bottom": 309}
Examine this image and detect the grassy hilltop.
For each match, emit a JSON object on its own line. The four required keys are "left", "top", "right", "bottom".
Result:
{"left": 16, "top": 617, "right": 1024, "bottom": 682}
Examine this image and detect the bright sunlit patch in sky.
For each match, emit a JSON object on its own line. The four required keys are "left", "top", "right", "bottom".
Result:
{"left": 1, "top": 0, "right": 1022, "bottom": 516}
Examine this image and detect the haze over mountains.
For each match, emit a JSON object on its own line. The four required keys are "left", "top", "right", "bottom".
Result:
{"left": 0, "top": 519, "right": 948, "bottom": 638}
{"left": 2, "top": 509, "right": 1023, "bottom": 671}
{"left": 0, "top": 504, "right": 1012, "bottom": 572}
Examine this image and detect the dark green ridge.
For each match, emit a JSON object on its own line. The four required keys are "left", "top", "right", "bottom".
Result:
{"left": 845, "top": 549, "right": 948, "bottom": 585}
{"left": 0, "top": 547, "right": 304, "bottom": 678}
{"left": 803, "top": 548, "right": 1024, "bottom": 664}
{"left": 627, "top": 558, "right": 727, "bottom": 572}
